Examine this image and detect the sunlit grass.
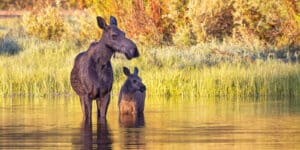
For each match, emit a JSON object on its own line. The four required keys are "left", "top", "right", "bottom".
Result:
{"left": 0, "top": 18, "right": 299, "bottom": 98}
{"left": 1, "top": 39, "right": 300, "bottom": 97}
{"left": 112, "top": 46, "right": 300, "bottom": 98}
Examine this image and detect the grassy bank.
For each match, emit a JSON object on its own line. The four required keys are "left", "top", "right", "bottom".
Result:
{"left": 1, "top": 29, "right": 300, "bottom": 97}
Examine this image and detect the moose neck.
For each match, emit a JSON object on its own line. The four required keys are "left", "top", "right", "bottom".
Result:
{"left": 87, "top": 40, "right": 114, "bottom": 66}
{"left": 121, "top": 86, "right": 136, "bottom": 101}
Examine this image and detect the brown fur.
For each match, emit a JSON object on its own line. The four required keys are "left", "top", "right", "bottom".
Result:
{"left": 119, "top": 100, "right": 136, "bottom": 115}
{"left": 118, "top": 67, "right": 146, "bottom": 115}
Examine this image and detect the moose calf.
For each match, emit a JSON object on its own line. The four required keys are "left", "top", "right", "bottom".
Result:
{"left": 118, "top": 67, "right": 146, "bottom": 115}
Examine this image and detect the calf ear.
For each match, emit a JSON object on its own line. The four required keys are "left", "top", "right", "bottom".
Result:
{"left": 110, "top": 16, "right": 117, "bottom": 26}
{"left": 97, "top": 16, "right": 107, "bottom": 29}
{"left": 123, "top": 67, "right": 130, "bottom": 76}
{"left": 134, "top": 67, "right": 139, "bottom": 75}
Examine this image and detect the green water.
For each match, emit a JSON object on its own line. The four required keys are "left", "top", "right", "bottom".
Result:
{"left": 0, "top": 96, "right": 300, "bottom": 149}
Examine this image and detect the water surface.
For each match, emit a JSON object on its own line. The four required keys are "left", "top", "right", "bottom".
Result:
{"left": 0, "top": 96, "right": 300, "bottom": 149}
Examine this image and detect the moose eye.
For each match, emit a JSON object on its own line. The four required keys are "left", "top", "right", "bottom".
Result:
{"left": 112, "top": 34, "right": 118, "bottom": 40}
{"left": 133, "top": 79, "right": 137, "bottom": 83}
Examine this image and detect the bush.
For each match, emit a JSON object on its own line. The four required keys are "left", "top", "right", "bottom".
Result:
{"left": 187, "top": 0, "right": 300, "bottom": 49}
{"left": 21, "top": 1, "right": 65, "bottom": 41}
{"left": 63, "top": 10, "right": 101, "bottom": 47}
{"left": 233, "top": 0, "right": 300, "bottom": 49}
{"left": 15, "top": 0, "right": 300, "bottom": 48}
{"left": 173, "top": 24, "right": 196, "bottom": 46}
{"left": 188, "top": 0, "right": 234, "bottom": 42}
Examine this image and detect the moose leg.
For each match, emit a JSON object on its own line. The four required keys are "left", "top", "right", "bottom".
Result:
{"left": 97, "top": 93, "right": 111, "bottom": 118}
{"left": 97, "top": 100, "right": 101, "bottom": 118}
{"left": 80, "top": 95, "right": 92, "bottom": 122}
{"left": 86, "top": 98, "right": 92, "bottom": 123}
{"left": 80, "top": 96, "right": 86, "bottom": 120}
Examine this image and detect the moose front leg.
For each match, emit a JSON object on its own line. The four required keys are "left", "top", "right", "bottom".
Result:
{"left": 80, "top": 95, "right": 92, "bottom": 123}
{"left": 97, "top": 93, "right": 111, "bottom": 118}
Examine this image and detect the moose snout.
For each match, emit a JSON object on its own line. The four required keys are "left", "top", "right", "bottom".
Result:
{"left": 126, "top": 39, "right": 139, "bottom": 59}
{"left": 139, "top": 85, "right": 146, "bottom": 93}
{"left": 133, "top": 47, "right": 139, "bottom": 57}
{"left": 124, "top": 46, "right": 139, "bottom": 60}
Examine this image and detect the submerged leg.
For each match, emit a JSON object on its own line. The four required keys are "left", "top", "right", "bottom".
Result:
{"left": 97, "top": 100, "right": 101, "bottom": 118}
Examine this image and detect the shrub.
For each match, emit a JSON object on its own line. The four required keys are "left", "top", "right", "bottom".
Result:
{"left": 188, "top": 0, "right": 234, "bottom": 42}
{"left": 233, "top": 0, "right": 300, "bottom": 49}
{"left": 15, "top": 0, "right": 300, "bottom": 48}
{"left": 173, "top": 24, "right": 196, "bottom": 46}
{"left": 63, "top": 10, "right": 101, "bottom": 47}
{"left": 21, "top": 1, "right": 65, "bottom": 41}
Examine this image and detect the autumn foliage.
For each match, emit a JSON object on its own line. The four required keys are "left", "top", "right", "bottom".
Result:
{"left": 3, "top": 0, "right": 300, "bottom": 49}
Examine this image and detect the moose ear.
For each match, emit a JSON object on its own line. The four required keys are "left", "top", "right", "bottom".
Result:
{"left": 97, "top": 16, "right": 107, "bottom": 29}
{"left": 134, "top": 67, "right": 139, "bottom": 75}
{"left": 123, "top": 67, "right": 130, "bottom": 76}
{"left": 110, "top": 16, "right": 117, "bottom": 26}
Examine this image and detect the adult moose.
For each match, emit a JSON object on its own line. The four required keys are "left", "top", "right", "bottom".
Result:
{"left": 70, "top": 16, "right": 139, "bottom": 122}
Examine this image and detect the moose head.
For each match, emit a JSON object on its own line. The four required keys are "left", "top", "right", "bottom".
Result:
{"left": 123, "top": 67, "right": 146, "bottom": 93}
{"left": 97, "top": 16, "right": 139, "bottom": 60}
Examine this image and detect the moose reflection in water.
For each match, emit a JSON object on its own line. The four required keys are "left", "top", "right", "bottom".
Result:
{"left": 70, "top": 16, "right": 139, "bottom": 122}
{"left": 76, "top": 112, "right": 145, "bottom": 149}
{"left": 119, "top": 113, "right": 146, "bottom": 149}
{"left": 78, "top": 119, "right": 112, "bottom": 149}
{"left": 119, "top": 113, "right": 145, "bottom": 128}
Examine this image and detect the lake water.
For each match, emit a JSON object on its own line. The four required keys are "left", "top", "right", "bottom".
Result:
{"left": 0, "top": 96, "right": 300, "bottom": 149}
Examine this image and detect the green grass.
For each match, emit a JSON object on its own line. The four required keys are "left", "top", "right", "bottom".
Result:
{"left": 116, "top": 47, "right": 300, "bottom": 98}
{"left": 0, "top": 17, "right": 300, "bottom": 98}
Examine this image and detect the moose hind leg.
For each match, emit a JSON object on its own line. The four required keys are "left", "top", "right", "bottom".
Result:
{"left": 97, "top": 100, "right": 101, "bottom": 118}
{"left": 97, "top": 93, "right": 111, "bottom": 118}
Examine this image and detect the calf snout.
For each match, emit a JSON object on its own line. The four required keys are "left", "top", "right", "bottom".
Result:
{"left": 139, "top": 85, "right": 146, "bottom": 93}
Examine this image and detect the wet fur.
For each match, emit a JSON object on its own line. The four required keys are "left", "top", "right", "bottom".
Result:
{"left": 119, "top": 91, "right": 145, "bottom": 115}
{"left": 118, "top": 67, "right": 146, "bottom": 115}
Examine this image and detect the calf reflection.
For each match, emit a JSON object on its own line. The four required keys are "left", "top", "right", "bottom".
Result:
{"left": 119, "top": 113, "right": 145, "bottom": 128}
{"left": 119, "top": 113, "right": 145, "bottom": 149}
{"left": 79, "top": 119, "right": 112, "bottom": 149}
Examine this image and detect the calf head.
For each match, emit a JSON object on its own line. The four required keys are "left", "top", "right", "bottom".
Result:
{"left": 97, "top": 16, "right": 139, "bottom": 59}
{"left": 123, "top": 67, "right": 146, "bottom": 93}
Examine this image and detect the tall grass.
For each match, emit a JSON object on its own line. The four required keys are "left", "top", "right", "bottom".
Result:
{"left": 0, "top": 38, "right": 76, "bottom": 96}
{"left": 113, "top": 46, "right": 300, "bottom": 98}
{"left": 1, "top": 31, "right": 300, "bottom": 97}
